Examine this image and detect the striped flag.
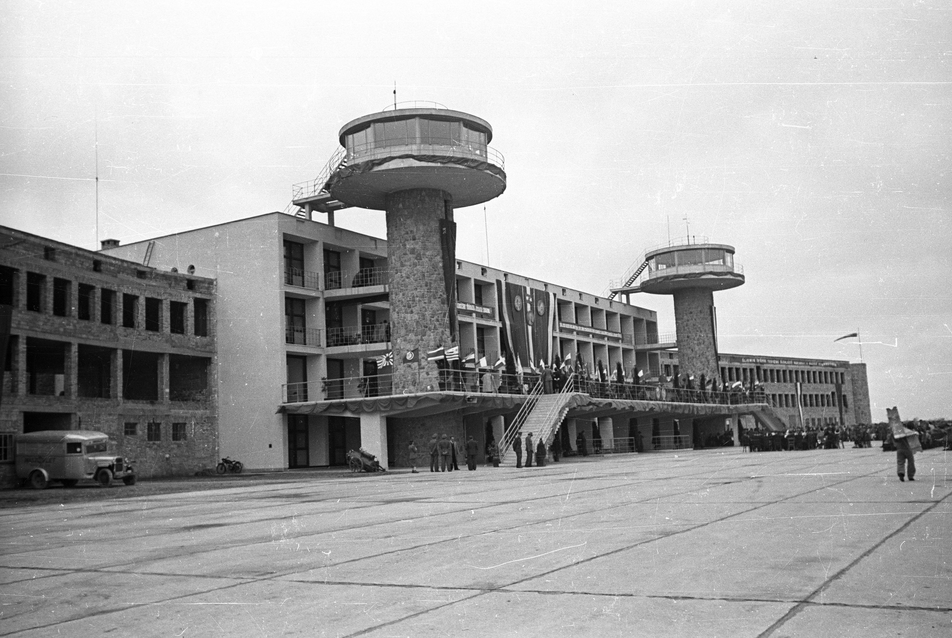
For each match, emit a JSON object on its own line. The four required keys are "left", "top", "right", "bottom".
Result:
{"left": 478, "top": 356, "right": 488, "bottom": 369}
{"left": 427, "top": 346, "right": 445, "bottom": 361}
{"left": 462, "top": 352, "right": 476, "bottom": 369}
{"left": 494, "top": 355, "right": 506, "bottom": 369}
{"left": 445, "top": 346, "right": 460, "bottom": 361}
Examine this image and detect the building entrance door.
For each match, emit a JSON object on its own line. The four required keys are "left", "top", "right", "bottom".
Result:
{"left": 288, "top": 415, "right": 309, "bottom": 468}
{"left": 329, "top": 417, "right": 347, "bottom": 466}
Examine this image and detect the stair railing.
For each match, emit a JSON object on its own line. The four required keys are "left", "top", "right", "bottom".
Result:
{"left": 535, "top": 373, "right": 577, "bottom": 446}
{"left": 499, "top": 378, "right": 543, "bottom": 459}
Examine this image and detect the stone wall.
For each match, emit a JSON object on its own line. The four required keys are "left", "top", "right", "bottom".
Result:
{"left": 672, "top": 287, "right": 719, "bottom": 381}
{"left": 385, "top": 189, "right": 454, "bottom": 393}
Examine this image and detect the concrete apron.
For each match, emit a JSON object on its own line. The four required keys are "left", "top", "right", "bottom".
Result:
{"left": 1, "top": 447, "right": 949, "bottom": 637}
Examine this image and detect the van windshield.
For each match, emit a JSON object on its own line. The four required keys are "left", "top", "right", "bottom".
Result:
{"left": 85, "top": 441, "right": 108, "bottom": 454}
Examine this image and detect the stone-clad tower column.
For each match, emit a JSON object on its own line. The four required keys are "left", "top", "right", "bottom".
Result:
{"left": 386, "top": 188, "right": 455, "bottom": 392}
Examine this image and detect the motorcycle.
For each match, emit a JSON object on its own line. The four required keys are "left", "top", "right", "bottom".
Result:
{"left": 216, "top": 457, "right": 243, "bottom": 474}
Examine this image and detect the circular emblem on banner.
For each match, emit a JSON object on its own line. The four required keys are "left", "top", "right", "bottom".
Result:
{"left": 513, "top": 295, "right": 523, "bottom": 312}
{"left": 405, "top": 350, "right": 416, "bottom": 362}
{"left": 537, "top": 299, "right": 546, "bottom": 316}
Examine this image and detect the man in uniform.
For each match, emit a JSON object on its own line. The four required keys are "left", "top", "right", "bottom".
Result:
{"left": 465, "top": 436, "right": 479, "bottom": 471}
{"left": 525, "top": 432, "right": 534, "bottom": 467}
{"left": 512, "top": 431, "right": 523, "bottom": 468}
{"left": 437, "top": 434, "right": 452, "bottom": 472}
{"left": 428, "top": 433, "right": 439, "bottom": 472}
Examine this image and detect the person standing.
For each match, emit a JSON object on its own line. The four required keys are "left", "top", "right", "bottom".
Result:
{"left": 525, "top": 432, "right": 534, "bottom": 467}
{"left": 512, "top": 432, "right": 523, "bottom": 468}
{"left": 407, "top": 440, "right": 419, "bottom": 473}
{"left": 450, "top": 436, "right": 461, "bottom": 471}
{"left": 428, "top": 433, "right": 439, "bottom": 472}
{"left": 542, "top": 364, "right": 554, "bottom": 394}
{"left": 465, "top": 436, "right": 479, "bottom": 471}
{"left": 550, "top": 431, "right": 562, "bottom": 462}
{"left": 437, "top": 434, "right": 452, "bottom": 472}
{"left": 535, "top": 437, "right": 546, "bottom": 467}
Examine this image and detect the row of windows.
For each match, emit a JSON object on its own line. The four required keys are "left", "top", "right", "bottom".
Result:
{"left": 1, "top": 267, "right": 209, "bottom": 336}
{"left": 722, "top": 366, "right": 845, "bottom": 385}
{"left": 124, "top": 421, "right": 187, "bottom": 442}
{"left": 770, "top": 392, "right": 849, "bottom": 410}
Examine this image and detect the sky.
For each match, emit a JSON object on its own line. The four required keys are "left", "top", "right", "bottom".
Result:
{"left": 1, "top": 1, "right": 950, "bottom": 420}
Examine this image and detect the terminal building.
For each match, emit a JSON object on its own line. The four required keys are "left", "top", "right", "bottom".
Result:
{"left": 1, "top": 103, "right": 871, "bottom": 481}
{"left": 0, "top": 226, "right": 217, "bottom": 486}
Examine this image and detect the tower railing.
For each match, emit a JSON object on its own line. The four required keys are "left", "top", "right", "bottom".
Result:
{"left": 292, "top": 146, "right": 346, "bottom": 201}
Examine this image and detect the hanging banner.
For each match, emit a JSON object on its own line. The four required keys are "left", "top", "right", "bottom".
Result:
{"left": 439, "top": 218, "right": 458, "bottom": 342}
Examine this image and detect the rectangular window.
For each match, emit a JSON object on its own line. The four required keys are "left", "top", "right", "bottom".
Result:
{"left": 323, "top": 249, "right": 341, "bottom": 290}
{"left": 170, "top": 301, "right": 187, "bottom": 334}
{"left": 122, "top": 294, "right": 138, "bottom": 328}
{"left": 78, "top": 284, "right": 94, "bottom": 320}
{"left": 147, "top": 421, "right": 161, "bottom": 442}
{"left": 285, "top": 297, "right": 306, "bottom": 344}
{"left": 145, "top": 297, "right": 161, "bottom": 332}
{"left": 194, "top": 298, "right": 209, "bottom": 336}
{"left": 44, "top": 246, "right": 56, "bottom": 261}
{"left": 26, "top": 272, "right": 45, "bottom": 312}
{"left": 0, "top": 266, "right": 16, "bottom": 306}
{"left": 53, "top": 278, "right": 70, "bottom": 317}
{"left": 124, "top": 422, "right": 137, "bottom": 436}
{"left": 0, "top": 433, "right": 13, "bottom": 462}
{"left": 284, "top": 240, "right": 305, "bottom": 287}
{"left": 100, "top": 289, "right": 116, "bottom": 325}
{"left": 172, "top": 422, "right": 187, "bottom": 442}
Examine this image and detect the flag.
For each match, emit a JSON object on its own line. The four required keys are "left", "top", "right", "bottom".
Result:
{"left": 478, "top": 356, "right": 488, "bottom": 369}
{"left": 403, "top": 348, "right": 419, "bottom": 364}
{"left": 445, "top": 346, "right": 460, "bottom": 361}
{"left": 494, "top": 354, "right": 506, "bottom": 369}
{"left": 462, "top": 352, "right": 476, "bottom": 369}
{"left": 427, "top": 346, "right": 445, "bottom": 361}
{"left": 834, "top": 332, "right": 858, "bottom": 342}
{"left": 563, "top": 352, "right": 572, "bottom": 362}
{"left": 376, "top": 351, "right": 393, "bottom": 368}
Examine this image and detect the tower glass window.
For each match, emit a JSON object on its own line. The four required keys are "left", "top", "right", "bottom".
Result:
{"left": 284, "top": 240, "right": 305, "bottom": 287}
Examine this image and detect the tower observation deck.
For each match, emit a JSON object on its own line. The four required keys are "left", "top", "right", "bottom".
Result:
{"left": 293, "top": 103, "right": 507, "bottom": 393}
{"left": 611, "top": 241, "right": 744, "bottom": 384}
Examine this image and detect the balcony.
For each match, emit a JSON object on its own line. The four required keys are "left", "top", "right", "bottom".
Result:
{"left": 325, "top": 267, "right": 388, "bottom": 293}
{"left": 284, "top": 267, "right": 321, "bottom": 290}
{"left": 326, "top": 323, "right": 390, "bottom": 348}
{"left": 285, "top": 327, "right": 323, "bottom": 347}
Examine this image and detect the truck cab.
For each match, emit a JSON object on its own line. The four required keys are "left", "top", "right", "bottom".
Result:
{"left": 15, "top": 430, "right": 137, "bottom": 489}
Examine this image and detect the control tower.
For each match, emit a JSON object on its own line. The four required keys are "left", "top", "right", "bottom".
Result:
{"left": 292, "top": 103, "right": 506, "bottom": 393}
{"left": 611, "top": 242, "right": 744, "bottom": 384}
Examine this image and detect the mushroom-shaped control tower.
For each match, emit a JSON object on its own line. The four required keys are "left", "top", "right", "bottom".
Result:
{"left": 614, "top": 242, "right": 744, "bottom": 385}
{"left": 293, "top": 104, "right": 507, "bottom": 394}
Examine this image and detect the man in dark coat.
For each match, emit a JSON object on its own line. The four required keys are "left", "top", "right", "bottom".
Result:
{"left": 525, "top": 433, "right": 534, "bottom": 467}
{"left": 465, "top": 436, "right": 479, "bottom": 471}
{"left": 535, "top": 437, "right": 546, "bottom": 467}
{"left": 437, "top": 434, "right": 452, "bottom": 472}
{"left": 550, "top": 431, "right": 562, "bottom": 462}
{"left": 512, "top": 432, "right": 523, "bottom": 468}
{"left": 428, "top": 433, "right": 439, "bottom": 472}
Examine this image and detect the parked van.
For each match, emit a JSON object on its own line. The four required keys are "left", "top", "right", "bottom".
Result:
{"left": 15, "top": 430, "right": 136, "bottom": 489}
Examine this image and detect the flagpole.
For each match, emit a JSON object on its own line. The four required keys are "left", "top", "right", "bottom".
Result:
{"left": 857, "top": 329, "right": 864, "bottom": 363}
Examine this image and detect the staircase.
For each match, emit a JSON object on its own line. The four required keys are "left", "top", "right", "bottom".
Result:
{"left": 749, "top": 406, "right": 787, "bottom": 432}
{"left": 608, "top": 255, "right": 649, "bottom": 300}
{"left": 499, "top": 374, "right": 579, "bottom": 464}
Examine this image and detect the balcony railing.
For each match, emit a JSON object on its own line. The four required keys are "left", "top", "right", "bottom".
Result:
{"left": 285, "top": 327, "right": 323, "bottom": 347}
{"left": 284, "top": 268, "right": 321, "bottom": 290}
{"left": 634, "top": 332, "right": 677, "bottom": 346}
{"left": 325, "top": 267, "right": 388, "bottom": 291}
{"left": 326, "top": 323, "right": 390, "bottom": 348}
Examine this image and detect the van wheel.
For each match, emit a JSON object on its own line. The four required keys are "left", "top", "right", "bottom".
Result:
{"left": 29, "top": 471, "right": 48, "bottom": 490}
{"left": 122, "top": 475, "right": 137, "bottom": 486}
{"left": 96, "top": 469, "right": 113, "bottom": 487}
{"left": 61, "top": 479, "right": 79, "bottom": 488}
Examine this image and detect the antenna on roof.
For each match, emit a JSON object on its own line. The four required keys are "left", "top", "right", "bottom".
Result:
{"left": 393, "top": 82, "right": 397, "bottom": 109}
